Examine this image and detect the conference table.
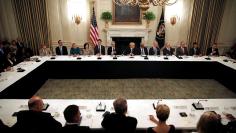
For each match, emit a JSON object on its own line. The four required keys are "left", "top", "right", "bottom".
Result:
{"left": 0, "top": 55, "right": 236, "bottom": 98}
{"left": 0, "top": 55, "right": 236, "bottom": 131}
{"left": 0, "top": 99, "right": 235, "bottom": 131}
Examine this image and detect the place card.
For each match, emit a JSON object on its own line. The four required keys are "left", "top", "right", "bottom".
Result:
{"left": 204, "top": 107, "right": 219, "bottom": 111}
{"left": 174, "top": 105, "right": 187, "bottom": 109}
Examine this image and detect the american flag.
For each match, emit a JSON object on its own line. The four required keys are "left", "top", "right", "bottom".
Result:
{"left": 90, "top": 6, "right": 99, "bottom": 46}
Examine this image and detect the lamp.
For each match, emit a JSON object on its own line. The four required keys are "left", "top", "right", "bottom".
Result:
{"left": 72, "top": 15, "right": 82, "bottom": 25}
{"left": 113, "top": 0, "right": 178, "bottom": 13}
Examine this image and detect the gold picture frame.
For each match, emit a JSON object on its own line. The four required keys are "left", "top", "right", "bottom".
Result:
{"left": 112, "top": 3, "right": 142, "bottom": 25}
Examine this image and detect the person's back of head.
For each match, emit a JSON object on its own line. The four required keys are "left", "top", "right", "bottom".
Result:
{"left": 28, "top": 96, "right": 44, "bottom": 112}
{"left": 63, "top": 105, "right": 81, "bottom": 123}
{"left": 156, "top": 104, "right": 170, "bottom": 122}
{"left": 197, "top": 111, "right": 222, "bottom": 133}
{"left": 113, "top": 97, "right": 127, "bottom": 115}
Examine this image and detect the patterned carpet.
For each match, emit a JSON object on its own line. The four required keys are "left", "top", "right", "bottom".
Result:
{"left": 36, "top": 79, "right": 236, "bottom": 99}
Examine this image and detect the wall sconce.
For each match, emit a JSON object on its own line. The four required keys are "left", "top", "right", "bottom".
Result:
{"left": 72, "top": 15, "right": 82, "bottom": 25}
{"left": 170, "top": 15, "right": 179, "bottom": 25}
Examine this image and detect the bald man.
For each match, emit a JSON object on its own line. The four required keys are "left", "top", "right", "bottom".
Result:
{"left": 12, "top": 96, "right": 62, "bottom": 133}
{"left": 123, "top": 42, "right": 140, "bottom": 56}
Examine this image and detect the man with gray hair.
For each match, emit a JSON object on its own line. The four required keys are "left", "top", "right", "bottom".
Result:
{"left": 12, "top": 96, "right": 62, "bottom": 133}
{"left": 101, "top": 97, "right": 137, "bottom": 133}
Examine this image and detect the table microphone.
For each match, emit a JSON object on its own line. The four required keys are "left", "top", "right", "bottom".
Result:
{"left": 205, "top": 56, "right": 211, "bottom": 60}
{"left": 153, "top": 99, "right": 162, "bottom": 109}
{"left": 144, "top": 55, "right": 148, "bottom": 60}
{"left": 192, "top": 99, "right": 208, "bottom": 110}
{"left": 176, "top": 55, "right": 183, "bottom": 59}
{"left": 97, "top": 54, "right": 102, "bottom": 59}
{"left": 113, "top": 55, "right": 117, "bottom": 59}
{"left": 77, "top": 56, "right": 82, "bottom": 60}
{"left": 164, "top": 55, "right": 168, "bottom": 60}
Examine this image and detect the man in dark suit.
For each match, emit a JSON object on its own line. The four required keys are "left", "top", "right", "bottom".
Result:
{"left": 16, "top": 37, "right": 25, "bottom": 63}
{"left": 0, "top": 119, "right": 10, "bottom": 133}
{"left": 176, "top": 41, "right": 188, "bottom": 56}
{"left": 60, "top": 105, "right": 90, "bottom": 133}
{"left": 55, "top": 40, "right": 68, "bottom": 55}
{"left": 149, "top": 40, "right": 160, "bottom": 55}
{"left": 107, "top": 41, "right": 118, "bottom": 55}
{"left": 94, "top": 39, "right": 105, "bottom": 55}
{"left": 12, "top": 96, "right": 62, "bottom": 133}
{"left": 123, "top": 42, "right": 140, "bottom": 56}
{"left": 101, "top": 97, "right": 137, "bottom": 133}
{"left": 189, "top": 42, "right": 201, "bottom": 56}
{"left": 206, "top": 43, "right": 219, "bottom": 56}
{"left": 163, "top": 43, "right": 175, "bottom": 56}
{"left": 139, "top": 42, "right": 148, "bottom": 56}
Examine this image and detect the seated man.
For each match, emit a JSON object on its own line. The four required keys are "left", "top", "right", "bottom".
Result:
{"left": 139, "top": 42, "right": 148, "bottom": 56}
{"left": 123, "top": 42, "right": 140, "bottom": 56}
{"left": 94, "top": 39, "right": 105, "bottom": 55}
{"left": 206, "top": 43, "right": 219, "bottom": 56}
{"left": 101, "top": 97, "right": 137, "bottom": 133}
{"left": 107, "top": 41, "right": 118, "bottom": 55}
{"left": 0, "top": 119, "right": 10, "bottom": 133}
{"left": 176, "top": 41, "right": 188, "bottom": 56}
{"left": 12, "top": 96, "right": 62, "bottom": 133}
{"left": 149, "top": 40, "right": 160, "bottom": 55}
{"left": 60, "top": 105, "right": 90, "bottom": 133}
{"left": 189, "top": 42, "right": 201, "bottom": 56}
{"left": 55, "top": 40, "right": 68, "bottom": 55}
{"left": 163, "top": 43, "right": 175, "bottom": 56}
{"left": 148, "top": 104, "right": 175, "bottom": 133}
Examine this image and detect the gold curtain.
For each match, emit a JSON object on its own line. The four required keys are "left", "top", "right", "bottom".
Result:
{"left": 187, "top": 0, "right": 226, "bottom": 54}
{"left": 11, "top": 0, "right": 51, "bottom": 55}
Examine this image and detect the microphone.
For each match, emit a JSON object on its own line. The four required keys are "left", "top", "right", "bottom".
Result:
{"left": 77, "top": 55, "right": 82, "bottom": 60}
{"left": 176, "top": 55, "right": 183, "bottom": 59}
{"left": 144, "top": 55, "right": 148, "bottom": 60}
{"left": 153, "top": 99, "right": 162, "bottom": 109}
{"left": 113, "top": 54, "right": 117, "bottom": 59}
{"left": 192, "top": 99, "right": 208, "bottom": 110}
{"left": 164, "top": 55, "right": 168, "bottom": 60}
{"left": 205, "top": 55, "right": 211, "bottom": 60}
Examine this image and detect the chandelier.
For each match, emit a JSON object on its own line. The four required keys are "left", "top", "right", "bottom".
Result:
{"left": 113, "top": 0, "right": 178, "bottom": 13}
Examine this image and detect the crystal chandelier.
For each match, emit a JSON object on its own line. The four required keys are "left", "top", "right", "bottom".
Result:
{"left": 113, "top": 0, "right": 178, "bottom": 13}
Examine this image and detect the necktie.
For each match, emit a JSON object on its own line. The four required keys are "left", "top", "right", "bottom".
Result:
{"left": 60, "top": 47, "right": 63, "bottom": 55}
{"left": 154, "top": 48, "right": 157, "bottom": 55}
{"left": 99, "top": 45, "right": 101, "bottom": 55}
{"left": 131, "top": 48, "right": 133, "bottom": 54}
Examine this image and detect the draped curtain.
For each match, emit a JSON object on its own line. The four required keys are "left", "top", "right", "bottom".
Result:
{"left": 187, "top": 0, "right": 226, "bottom": 54}
{"left": 11, "top": 0, "right": 51, "bottom": 55}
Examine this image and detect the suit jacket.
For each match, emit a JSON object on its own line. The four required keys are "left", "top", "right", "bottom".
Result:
{"left": 0, "top": 119, "right": 10, "bottom": 133}
{"left": 176, "top": 47, "right": 188, "bottom": 56}
{"left": 94, "top": 45, "right": 105, "bottom": 55}
{"left": 123, "top": 48, "right": 140, "bottom": 55}
{"left": 12, "top": 110, "right": 62, "bottom": 133}
{"left": 163, "top": 48, "right": 175, "bottom": 56}
{"left": 207, "top": 47, "right": 219, "bottom": 56}
{"left": 189, "top": 47, "right": 200, "bottom": 56}
{"left": 107, "top": 47, "right": 119, "bottom": 55}
{"left": 60, "top": 124, "right": 90, "bottom": 133}
{"left": 139, "top": 47, "right": 148, "bottom": 55}
{"left": 56, "top": 46, "right": 68, "bottom": 55}
{"left": 149, "top": 47, "right": 160, "bottom": 55}
{"left": 101, "top": 113, "right": 137, "bottom": 133}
